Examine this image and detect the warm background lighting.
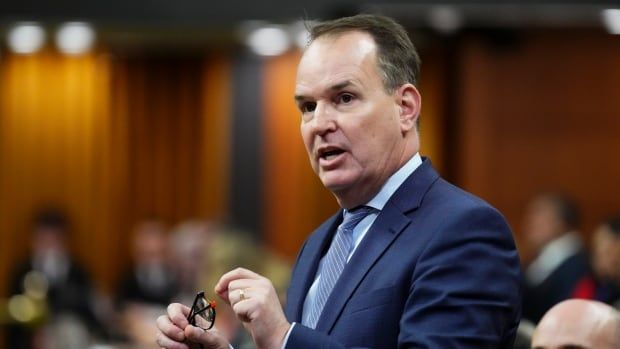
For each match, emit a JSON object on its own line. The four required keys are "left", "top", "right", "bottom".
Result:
{"left": 602, "top": 9, "right": 620, "bottom": 34}
{"left": 246, "top": 26, "right": 291, "bottom": 56}
{"left": 55, "top": 22, "right": 96, "bottom": 55}
{"left": 7, "top": 23, "right": 46, "bottom": 54}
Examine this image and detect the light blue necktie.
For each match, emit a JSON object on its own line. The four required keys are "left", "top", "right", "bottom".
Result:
{"left": 305, "top": 206, "right": 375, "bottom": 329}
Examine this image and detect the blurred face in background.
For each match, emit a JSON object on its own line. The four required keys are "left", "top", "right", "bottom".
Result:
{"left": 522, "top": 198, "right": 565, "bottom": 254}
{"left": 592, "top": 224, "right": 620, "bottom": 282}
{"left": 133, "top": 220, "right": 167, "bottom": 266}
{"left": 296, "top": 31, "right": 419, "bottom": 208}
{"left": 33, "top": 226, "right": 66, "bottom": 257}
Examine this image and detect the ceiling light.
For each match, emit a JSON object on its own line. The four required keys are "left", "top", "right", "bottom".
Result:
{"left": 428, "top": 6, "right": 463, "bottom": 35}
{"left": 246, "top": 26, "right": 291, "bottom": 56}
{"left": 56, "top": 22, "right": 96, "bottom": 54}
{"left": 602, "top": 9, "right": 620, "bottom": 35}
{"left": 7, "top": 23, "right": 46, "bottom": 54}
{"left": 289, "top": 21, "right": 313, "bottom": 49}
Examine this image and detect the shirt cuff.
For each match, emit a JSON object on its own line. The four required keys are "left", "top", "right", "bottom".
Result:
{"left": 280, "top": 322, "right": 296, "bottom": 349}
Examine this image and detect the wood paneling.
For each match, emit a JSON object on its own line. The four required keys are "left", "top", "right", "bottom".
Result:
{"left": 262, "top": 51, "right": 340, "bottom": 259}
{"left": 456, "top": 29, "right": 620, "bottom": 254}
{"left": 0, "top": 52, "right": 234, "bottom": 302}
{"left": 0, "top": 50, "right": 115, "bottom": 295}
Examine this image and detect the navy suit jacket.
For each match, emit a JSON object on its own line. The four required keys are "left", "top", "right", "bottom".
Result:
{"left": 284, "top": 159, "right": 522, "bottom": 348}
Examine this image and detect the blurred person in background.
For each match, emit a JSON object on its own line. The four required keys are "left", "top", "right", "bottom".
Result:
{"left": 531, "top": 299, "right": 620, "bottom": 349}
{"left": 117, "top": 218, "right": 177, "bottom": 305}
{"left": 168, "top": 220, "right": 214, "bottom": 305}
{"left": 521, "top": 193, "right": 590, "bottom": 322}
{"left": 157, "top": 14, "right": 521, "bottom": 349}
{"left": 6, "top": 207, "right": 100, "bottom": 349}
{"left": 571, "top": 216, "right": 620, "bottom": 308}
{"left": 115, "top": 218, "right": 177, "bottom": 345}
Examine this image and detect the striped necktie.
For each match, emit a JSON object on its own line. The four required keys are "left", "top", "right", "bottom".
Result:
{"left": 305, "top": 206, "right": 375, "bottom": 329}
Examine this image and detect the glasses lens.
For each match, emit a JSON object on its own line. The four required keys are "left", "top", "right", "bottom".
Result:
{"left": 191, "top": 297, "right": 215, "bottom": 330}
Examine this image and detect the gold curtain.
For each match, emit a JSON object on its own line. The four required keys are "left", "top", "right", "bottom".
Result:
{"left": 0, "top": 51, "right": 233, "bottom": 300}
{"left": 0, "top": 50, "right": 117, "bottom": 295}
{"left": 262, "top": 51, "right": 340, "bottom": 259}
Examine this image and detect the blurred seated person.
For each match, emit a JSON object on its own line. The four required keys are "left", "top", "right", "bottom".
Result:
{"left": 116, "top": 218, "right": 177, "bottom": 307}
{"left": 168, "top": 220, "right": 213, "bottom": 305}
{"left": 521, "top": 193, "right": 590, "bottom": 322}
{"left": 572, "top": 216, "right": 620, "bottom": 308}
{"left": 531, "top": 299, "right": 620, "bottom": 349}
{"left": 115, "top": 218, "right": 177, "bottom": 345}
{"left": 7, "top": 207, "right": 100, "bottom": 349}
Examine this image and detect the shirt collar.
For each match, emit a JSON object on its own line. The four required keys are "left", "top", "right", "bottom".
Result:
{"left": 362, "top": 152, "right": 422, "bottom": 212}
{"left": 526, "top": 232, "right": 582, "bottom": 285}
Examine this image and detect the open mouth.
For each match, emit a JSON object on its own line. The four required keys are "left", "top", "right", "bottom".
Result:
{"left": 318, "top": 147, "right": 345, "bottom": 161}
{"left": 321, "top": 149, "right": 344, "bottom": 160}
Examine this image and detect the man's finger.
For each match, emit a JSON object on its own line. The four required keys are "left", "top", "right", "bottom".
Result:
{"left": 231, "top": 297, "right": 255, "bottom": 323}
{"left": 156, "top": 314, "right": 186, "bottom": 342}
{"left": 168, "top": 303, "right": 191, "bottom": 329}
{"left": 155, "top": 331, "right": 190, "bottom": 349}
{"left": 215, "top": 267, "right": 261, "bottom": 303}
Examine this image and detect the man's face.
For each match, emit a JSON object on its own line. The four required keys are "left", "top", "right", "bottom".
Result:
{"left": 295, "top": 31, "right": 417, "bottom": 208}
{"left": 593, "top": 225, "right": 620, "bottom": 281}
{"left": 522, "top": 198, "right": 564, "bottom": 252}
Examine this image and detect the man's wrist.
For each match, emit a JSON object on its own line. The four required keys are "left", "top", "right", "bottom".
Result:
{"left": 279, "top": 322, "right": 295, "bottom": 349}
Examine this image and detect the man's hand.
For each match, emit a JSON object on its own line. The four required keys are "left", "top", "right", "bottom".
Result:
{"left": 215, "top": 268, "right": 291, "bottom": 349}
{"left": 155, "top": 302, "right": 230, "bottom": 349}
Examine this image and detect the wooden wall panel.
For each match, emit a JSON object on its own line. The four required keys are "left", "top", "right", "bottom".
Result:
{"left": 456, "top": 29, "right": 620, "bottom": 255}
{"left": 0, "top": 52, "right": 234, "bottom": 304}
{"left": 200, "top": 56, "right": 232, "bottom": 222}
{"left": 418, "top": 46, "right": 448, "bottom": 176}
{"left": 262, "top": 51, "right": 340, "bottom": 260}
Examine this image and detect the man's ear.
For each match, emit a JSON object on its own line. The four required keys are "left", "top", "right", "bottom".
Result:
{"left": 396, "top": 83, "right": 421, "bottom": 133}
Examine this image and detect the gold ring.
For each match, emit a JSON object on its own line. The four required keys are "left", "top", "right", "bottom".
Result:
{"left": 239, "top": 288, "right": 246, "bottom": 301}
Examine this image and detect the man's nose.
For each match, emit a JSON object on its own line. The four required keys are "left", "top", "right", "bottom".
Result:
{"left": 312, "top": 102, "right": 336, "bottom": 135}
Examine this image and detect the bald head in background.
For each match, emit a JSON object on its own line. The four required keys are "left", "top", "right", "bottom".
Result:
{"left": 532, "top": 299, "right": 620, "bottom": 349}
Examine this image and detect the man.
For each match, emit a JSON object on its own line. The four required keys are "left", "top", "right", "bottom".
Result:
{"left": 572, "top": 217, "right": 620, "bottom": 307}
{"left": 591, "top": 217, "right": 620, "bottom": 307}
{"left": 156, "top": 14, "right": 521, "bottom": 348}
{"left": 521, "top": 194, "right": 590, "bottom": 322}
{"left": 531, "top": 299, "right": 620, "bottom": 349}
{"left": 116, "top": 218, "right": 177, "bottom": 307}
{"left": 7, "top": 208, "right": 100, "bottom": 348}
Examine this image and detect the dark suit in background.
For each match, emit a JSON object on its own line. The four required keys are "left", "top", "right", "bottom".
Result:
{"left": 522, "top": 249, "right": 590, "bottom": 322}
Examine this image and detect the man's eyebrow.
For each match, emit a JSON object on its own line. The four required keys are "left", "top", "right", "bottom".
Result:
{"left": 328, "top": 80, "right": 352, "bottom": 91}
{"left": 294, "top": 80, "right": 354, "bottom": 102}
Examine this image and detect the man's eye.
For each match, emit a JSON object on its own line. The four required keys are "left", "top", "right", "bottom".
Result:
{"left": 301, "top": 102, "right": 316, "bottom": 113}
{"left": 338, "top": 93, "right": 355, "bottom": 104}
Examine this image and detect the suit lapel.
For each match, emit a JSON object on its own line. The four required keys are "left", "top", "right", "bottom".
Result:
{"left": 285, "top": 212, "right": 342, "bottom": 322}
{"left": 315, "top": 159, "right": 440, "bottom": 333}
{"left": 314, "top": 203, "right": 410, "bottom": 333}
